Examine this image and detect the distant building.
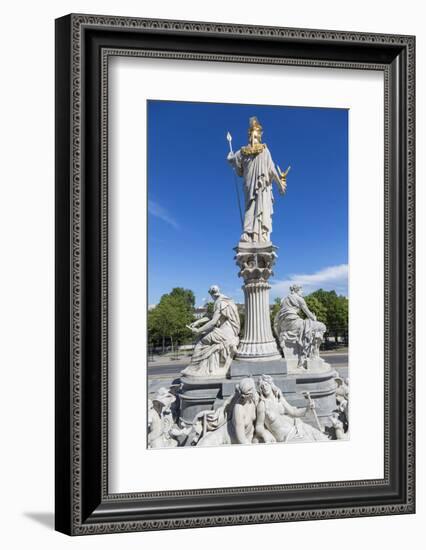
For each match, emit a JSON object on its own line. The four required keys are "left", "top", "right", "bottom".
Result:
{"left": 194, "top": 307, "right": 208, "bottom": 319}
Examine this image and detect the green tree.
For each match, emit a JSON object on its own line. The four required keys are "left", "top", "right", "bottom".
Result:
{"left": 205, "top": 301, "right": 214, "bottom": 318}
{"left": 333, "top": 295, "right": 349, "bottom": 344}
{"left": 169, "top": 287, "right": 195, "bottom": 309}
{"left": 148, "top": 288, "right": 195, "bottom": 352}
{"left": 270, "top": 297, "right": 281, "bottom": 331}
{"left": 148, "top": 299, "right": 174, "bottom": 353}
{"left": 308, "top": 289, "right": 348, "bottom": 343}
{"left": 304, "top": 295, "right": 328, "bottom": 324}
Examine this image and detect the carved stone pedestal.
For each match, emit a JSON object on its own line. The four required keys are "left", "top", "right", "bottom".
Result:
{"left": 234, "top": 241, "right": 281, "bottom": 361}
{"left": 177, "top": 241, "right": 338, "bottom": 431}
{"left": 179, "top": 363, "right": 338, "bottom": 429}
{"left": 225, "top": 363, "right": 338, "bottom": 429}
{"left": 179, "top": 376, "right": 224, "bottom": 425}
{"left": 283, "top": 358, "right": 331, "bottom": 374}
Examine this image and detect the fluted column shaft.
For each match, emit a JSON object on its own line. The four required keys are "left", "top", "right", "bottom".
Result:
{"left": 234, "top": 242, "right": 281, "bottom": 361}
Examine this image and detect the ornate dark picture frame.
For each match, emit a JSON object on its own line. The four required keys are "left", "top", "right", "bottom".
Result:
{"left": 55, "top": 14, "right": 415, "bottom": 535}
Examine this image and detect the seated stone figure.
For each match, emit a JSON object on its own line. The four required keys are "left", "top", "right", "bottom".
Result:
{"left": 190, "top": 378, "right": 258, "bottom": 447}
{"left": 181, "top": 285, "right": 240, "bottom": 378}
{"left": 255, "top": 375, "right": 328, "bottom": 443}
{"left": 274, "top": 284, "right": 327, "bottom": 370}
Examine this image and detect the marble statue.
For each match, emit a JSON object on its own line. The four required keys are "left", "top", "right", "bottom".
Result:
{"left": 255, "top": 375, "right": 328, "bottom": 443}
{"left": 181, "top": 285, "right": 240, "bottom": 378}
{"left": 227, "top": 117, "right": 289, "bottom": 243}
{"left": 192, "top": 378, "right": 259, "bottom": 447}
{"left": 147, "top": 388, "right": 178, "bottom": 449}
{"left": 274, "top": 284, "right": 327, "bottom": 369}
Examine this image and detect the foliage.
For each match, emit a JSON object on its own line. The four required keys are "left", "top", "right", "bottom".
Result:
{"left": 270, "top": 297, "right": 281, "bottom": 325}
{"left": 307, "top": 289, "right": 348, "bottom": 342}
{"left": 168, "top": 287, "right": 195, "bottom": 309}
{"left": 303, "top": 295, "right": 328, "bottom": 324}
{"left": 148, "top": 287, "right": 195, "bottom": 351}
{"left": 205, "top": 301, "right": 214, "bottom": 318}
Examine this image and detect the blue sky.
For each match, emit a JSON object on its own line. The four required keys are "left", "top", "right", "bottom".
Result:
{"left": 147, "top": 100, "right": 348, "bottom": 307}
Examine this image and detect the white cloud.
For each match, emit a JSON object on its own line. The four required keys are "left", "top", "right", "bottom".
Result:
{"left": 270, "top": 264, "right": 348, "bottom": 300}
{"left": 148, "top": 200, "right": 179, "bottom": 229}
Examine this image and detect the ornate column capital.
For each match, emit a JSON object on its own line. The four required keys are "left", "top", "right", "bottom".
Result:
{"left": 234, "top": 241, "right": 278, "bottom": 283}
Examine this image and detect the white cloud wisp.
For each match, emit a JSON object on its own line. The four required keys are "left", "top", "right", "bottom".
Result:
{"left": 148, "top": 200, "right": 180, "bottom": 230}
{"left": 270, "top": 264, "right": 348, "bottom": 300}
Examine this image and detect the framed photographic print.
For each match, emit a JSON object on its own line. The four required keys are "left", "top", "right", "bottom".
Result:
{"left": 55, "top": 14, "right": 415, "bottom": 535}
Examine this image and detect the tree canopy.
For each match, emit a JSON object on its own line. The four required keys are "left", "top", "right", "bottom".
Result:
{"left": 306, "top": 289, "right": 348, "bottom": 342}
{"left": 148, "top": 287, "right": 195, "bottom": 351}
{"left": 148, "top": 286, "right": 348, "bottom": 352}
{"left": 270, "top": 297, "right": 281, "bottom": 324}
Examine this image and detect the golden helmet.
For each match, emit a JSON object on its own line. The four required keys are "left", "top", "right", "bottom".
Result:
{"left": 248, "top": 116, "right": 263, "bottom": 138}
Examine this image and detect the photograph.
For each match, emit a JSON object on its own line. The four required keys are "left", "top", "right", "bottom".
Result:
{"left": 147, "top": 100, "right": 349, "bottom": 449}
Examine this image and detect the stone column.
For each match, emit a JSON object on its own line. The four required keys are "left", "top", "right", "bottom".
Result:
{"left": 234, "top": 242, "right": 282, "bottom": 361}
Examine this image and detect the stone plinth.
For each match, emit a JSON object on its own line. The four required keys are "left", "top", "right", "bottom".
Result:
{"left": 283, "top": 358, "right": 331, "bottom": 374}
{"left": 179, "top": 376, "right": 225, "bottom": 425}
{"left": 179, "top": 362, "right": 338, "bottom": 429}
{"left": 234, "top": 241, "right": 281, "bottom": 361}
{"left": 228, "top": 358, "right": 287, "bottom": 377}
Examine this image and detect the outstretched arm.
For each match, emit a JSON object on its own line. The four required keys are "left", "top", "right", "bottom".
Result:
{"left": 189, "top": 316, "right": 210, "bottom": 328}
{"left": 270, "top": 162, "right": 282, "bottom": 186}
{"left": 298, "top": 296, "right": 316, "bottom": 321}
{"left": 227, "top": 150, "right": 244, "bottom": 177}
{"left": 280, "top": 395, "right": 307, "bottom": 418}
{"left": 267, "top": 148, "right": 287, "bottom": 194}
{"left": 193, "top": 308, "right": 221, "bottom": 334}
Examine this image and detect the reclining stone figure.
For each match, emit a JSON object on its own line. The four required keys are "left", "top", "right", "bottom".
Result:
{"left": 255, "top": 375, "right": 328, "bottom": 443}
{"left": 188, "top": 378, "right": 258, "bottom": 447}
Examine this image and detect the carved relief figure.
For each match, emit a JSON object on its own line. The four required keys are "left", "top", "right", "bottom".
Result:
{"left": 274, "top": 284, "right": 327, "bottom": 368}
{"left": 227, "top": 117, "right": 289, "bottom": 243}
{"left": 181, "top": 285, "right": 240, "bottom": 378}
{"left": 255, "top": 375, "right": 328, "bottom": 443}
{"left": 147, "top": 388, "right": 178, "bottom": 449}
{"left": 193, "top": 378, "right": 259, "bottom": 447}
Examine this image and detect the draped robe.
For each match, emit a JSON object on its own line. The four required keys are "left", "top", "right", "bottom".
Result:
{"left": 229, "top": 145, "right": 281, "bottom": 241}
{"left": 274, "top": 292, "right": 326, "bottom": 364}
{"left": 182, "top": 296, "right": 240, "bottom": 378}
